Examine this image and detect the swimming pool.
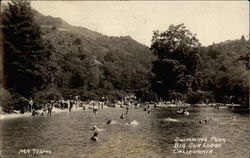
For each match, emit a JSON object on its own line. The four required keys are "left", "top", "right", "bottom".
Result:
{"left": 1, "top": 106, "right": 249, "bottom": 158}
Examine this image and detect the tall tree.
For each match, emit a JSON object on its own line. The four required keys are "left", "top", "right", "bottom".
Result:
{"left": 150, "top": 24, "right": 202, "bottom": 100}
{"left": 2, "top": 0, "right": 55, "bottom": 97}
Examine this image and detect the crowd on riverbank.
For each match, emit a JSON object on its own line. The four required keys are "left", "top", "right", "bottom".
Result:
{"left": 0, "top": 97, "right": 173, "bottom": 119}
{"left": 1, "top": 94, "right": 246, "bottom": 120}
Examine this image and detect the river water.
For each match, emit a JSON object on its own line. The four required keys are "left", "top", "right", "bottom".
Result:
{"left": 1, "top": 106, "right": 249, "bottom": 158}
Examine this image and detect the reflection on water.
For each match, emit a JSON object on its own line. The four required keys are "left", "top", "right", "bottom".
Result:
{"left": 1, "top": 107, "right": 249, "bottom": 158}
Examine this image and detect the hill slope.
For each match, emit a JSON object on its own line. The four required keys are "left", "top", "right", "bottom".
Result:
{"left": 199, "top": 37, "right": 249, "bottom": 104}
{"left": 34, "top": 10, "right": 155, "bottom": 100}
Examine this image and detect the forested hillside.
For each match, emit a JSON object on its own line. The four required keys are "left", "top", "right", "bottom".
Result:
{"left": 1, "top": 0, "right": 248, "bottom": 113}
{"left": 1, "top": 2, "right": 155, "bottom": 104}
{"left": 199, "top": 37, "right": 249, "bottom": 105}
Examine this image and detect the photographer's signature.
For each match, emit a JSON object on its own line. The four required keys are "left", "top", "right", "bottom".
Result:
{"left": 18, "top": 148, "right": 52, "bottom": 155}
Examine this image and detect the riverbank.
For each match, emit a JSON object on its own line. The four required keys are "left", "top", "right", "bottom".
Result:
{"left": 0, "top": 107, "right": 82, "bottom": 120}
{"left": 1, "top": 102, "right": 248, "bottom": 120}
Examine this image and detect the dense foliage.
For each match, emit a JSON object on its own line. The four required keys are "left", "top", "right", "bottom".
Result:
{"left": 199, "top": 37, "right": 249, "bottom": 105}
{"left": 2, "top": 0, "right": 57, "bottom": 98}
{"left": 2, "top": 0, "right": 155, "bottom": 107}
{"left": 150, "top": 24, "right": 249, "bottom": 105}
{"left": 150, "top": 24, "right": 203, "bottom": 101}
{"left": 1, "top": 0, "right": 249, "bottom": 113}
{"left": 38, "top": 26, "right": 155, "bottom": 101}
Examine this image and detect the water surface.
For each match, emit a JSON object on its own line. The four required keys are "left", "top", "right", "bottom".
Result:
{"left": 1, "top": 106, "right": 249, "bottom": 158}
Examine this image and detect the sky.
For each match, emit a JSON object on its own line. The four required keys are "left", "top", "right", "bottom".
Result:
{"left": 31, "top": 1, "right": 249, "bottom": 46}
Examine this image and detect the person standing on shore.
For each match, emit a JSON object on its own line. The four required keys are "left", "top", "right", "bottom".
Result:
{"left": 48, "top": 103, "right": 53, "bottom": 116}
{"left": 93, "top": 108, "right": 98, "bottom": 115}
{"left": 29, "top": 98, "right": 33, "bottom": 113}
{"left": 69, "top": 100, "right": 73, "bottom": 112}
{"left": 67, "top": 100, "right": 71, "bottom": 112}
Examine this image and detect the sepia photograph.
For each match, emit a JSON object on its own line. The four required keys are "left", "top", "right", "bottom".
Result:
{"left": 0, "top": 0, "right": 249, "bottom": 158}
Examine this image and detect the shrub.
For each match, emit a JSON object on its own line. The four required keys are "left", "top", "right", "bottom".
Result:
{"left": 73, "top": 38, "right": 82, "bottom": 45}
{"left": 33, "top": 87, "right": 62, "bottom": 108}
{"left": 169, "top": 91, "right": 187, "bottom": 101}
{"left": 0, "top": 89, "right": 30, "bottom": 113}
{"left": 80, "top": 91, "right": 98, "bottom": 101}
{"left": 52, "top": 26, "right": 57, "bottom": 30}
{"left": 135, "top": 89, "right": 157, "bottom": 102}
{"left": 0, "top": 88, "right": 11, "bottom": 112}
{"left": 187, "top": 90, "right": 214, "bottom": 104}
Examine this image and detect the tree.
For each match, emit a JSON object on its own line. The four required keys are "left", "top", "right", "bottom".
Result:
{"left": 150, "top": 24, "right": 202, "bottom": 100}
{"left": 240, "top": 35, "right": 246, "bottom": 42}
{"left": 2, "top": 0, "right": 56, "bottom": 97}
{"left": 199, "top": 37, "right": 249, "bottom": 105}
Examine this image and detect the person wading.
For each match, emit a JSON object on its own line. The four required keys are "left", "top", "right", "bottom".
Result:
{"left": 29, "top": 98, "right": 33, "bottom": 113}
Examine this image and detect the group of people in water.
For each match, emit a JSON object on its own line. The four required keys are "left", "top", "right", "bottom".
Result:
{"left": 89, "top": 103, "right": 153, "bottom": 142}
{"left": 32, "top": 103, "right": 53, "bottom": 116}
{"left": 30, "top": 99, "right": 106, "bottom": 116}
{"left": 89, "top": 104, "right": 195, "bottom": 142}
{"left": 177, "top": 108, "right": 190, "bottom": 115}
{"left": 90, "top": 104, "right": 239, "bottom": 141}
{"left": 26, "top": 96, "right": 238, "bottom": 143}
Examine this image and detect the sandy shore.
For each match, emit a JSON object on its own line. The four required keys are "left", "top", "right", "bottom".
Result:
{"left": 0, "top": 112, "right": 31, "bottom": 120}
{"left": 0, "top": 107, "right": 84, "bottom": 120}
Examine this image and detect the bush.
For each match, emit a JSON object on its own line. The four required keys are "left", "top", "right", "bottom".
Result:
{"left": 73, "top": 38, "right": 82, "bottom": 45}
{"left": 0, "top": 89, "right": 30, "bottom": 113}
{"left": 52, "top": 26, "right": 57, "bottom": 30}
{"left": 106, "top": 90, "right": 125, "bottom": 101}
{"left": 187, "top": 90, "right": 214, "bottom": 104}
{"left": 0, "top": 88, "right": 11, "bottom": 113}
{"left": 34, "top": 87, "right": 62, "bottom": 108}
{"left": 135, "top": 89, "right": 157, "bottom": 102}
{"left": 80, "top": 91, "right": 98, "bottom": 101}
{"left": 10, "top": 92, "right": 28, "bottom": 113}
{"left": 169, "top": 91, "right": 187, "bottom": 101}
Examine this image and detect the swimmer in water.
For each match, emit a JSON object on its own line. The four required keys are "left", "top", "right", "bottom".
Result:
{"left": 91, "top": 132, "right": 98, "bottom": 142}
{"left": 125, "top": 110, "right": 129, "bottom": 115}
{"left": 91, "top": 125, "right": 105, "bottom": 132}
{"left": 183, "top": 109, "right": 189, "bottom": 115}
{"left": 147, "top": 108, "right": 151, "bottom": 114}
{"left": 91, "top": 125, "right": 98, "bottom": 131}
{"left": 199, "top": 119, "right": 208, "bottom": 124}
{"left": 120, "top": 114, "right": 125, "bottom": 119}
{"left": 106, "top": 119, "right": 112, "bottom": 124}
